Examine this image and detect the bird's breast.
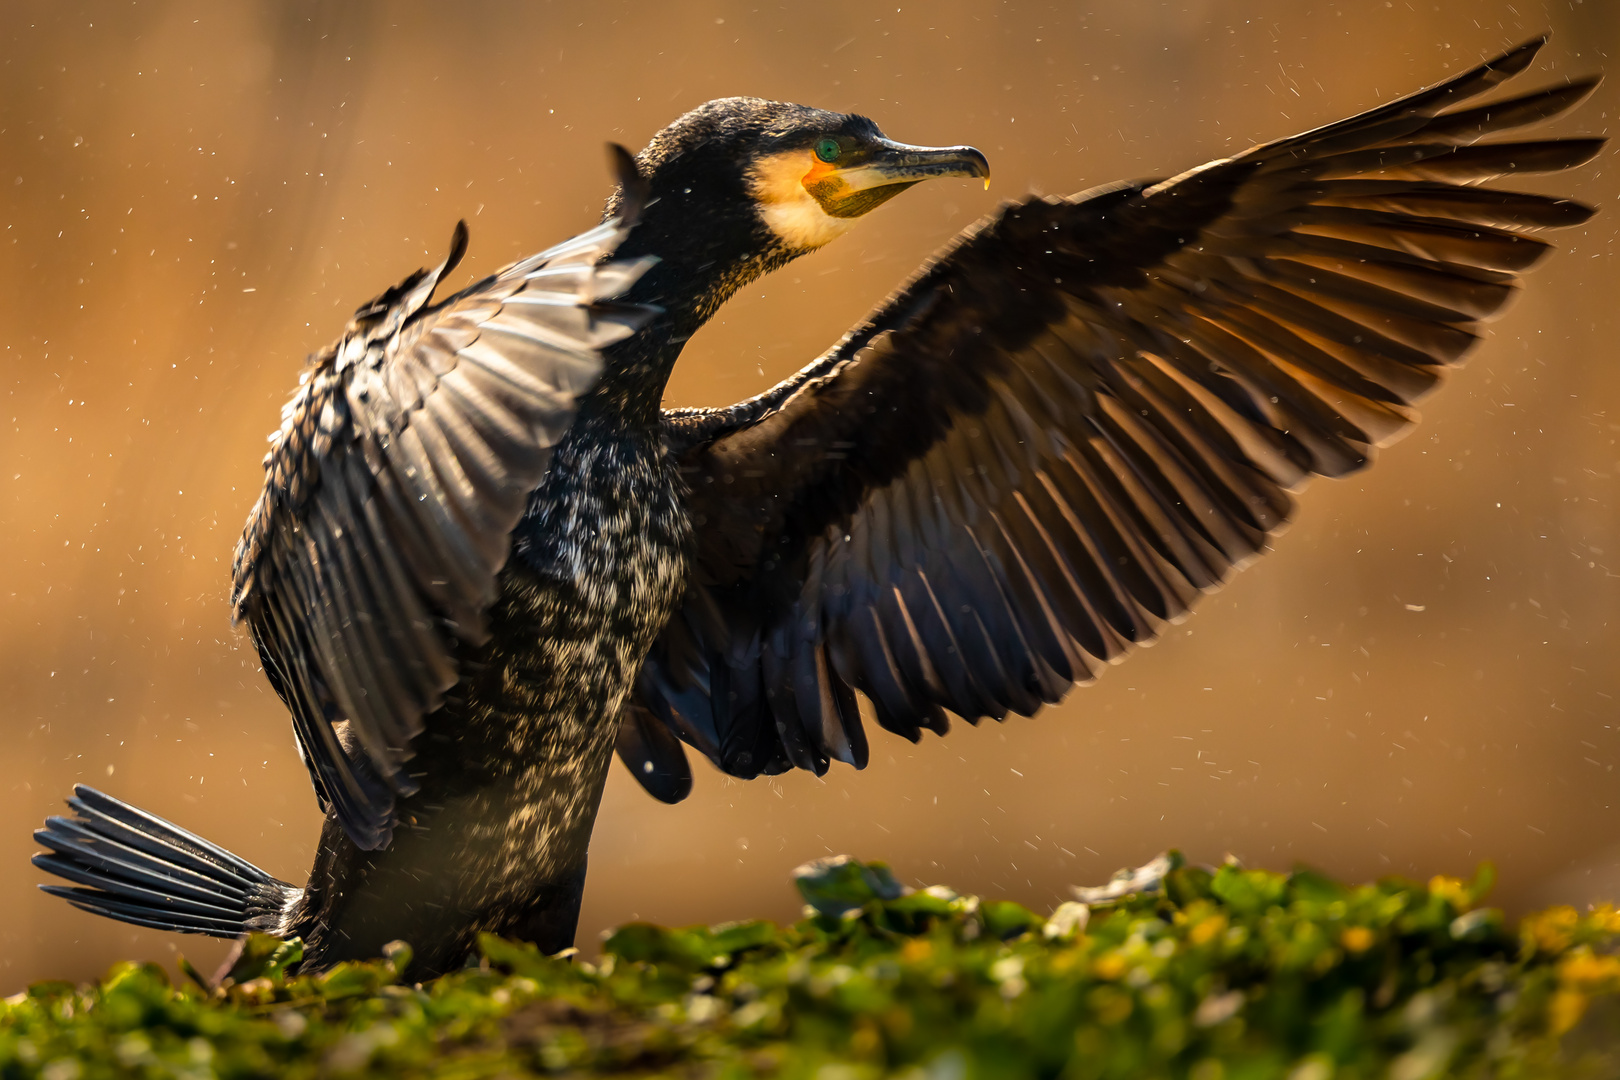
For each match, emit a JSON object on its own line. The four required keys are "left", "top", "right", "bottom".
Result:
{"left": 380, "top": 424, "right": 689, "bottom": 906}
{"left": 466, "top": 424, "right": 691, "bottom": 769}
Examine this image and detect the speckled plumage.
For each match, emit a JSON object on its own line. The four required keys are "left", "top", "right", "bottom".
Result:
{"left": 288, "top": 412, "right": 691, "bottom": 973}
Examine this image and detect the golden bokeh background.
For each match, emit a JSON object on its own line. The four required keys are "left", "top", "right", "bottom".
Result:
{"left": 1, "top": 0, "right": 1616, "bottom": 989}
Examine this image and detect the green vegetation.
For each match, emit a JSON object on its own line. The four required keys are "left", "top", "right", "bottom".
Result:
{"left": 4, "top": 854, "right": 1619, "bottom": 1078}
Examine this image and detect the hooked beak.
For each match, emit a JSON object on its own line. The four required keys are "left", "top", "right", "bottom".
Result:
{"left": 809, "top": 139, "right": 991, "bottom": 219}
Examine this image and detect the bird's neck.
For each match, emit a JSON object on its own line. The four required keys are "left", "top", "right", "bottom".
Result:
{"left": 593, "top": 210, "right": 799, "bottom": 427}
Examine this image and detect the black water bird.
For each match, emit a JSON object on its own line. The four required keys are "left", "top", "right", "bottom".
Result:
{"left": 36, "top": 39, "right": 1603, "bottom": 978}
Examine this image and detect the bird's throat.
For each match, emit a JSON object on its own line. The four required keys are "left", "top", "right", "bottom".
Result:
{"left": 595, "top": 242, "right": 801, "bottom": 424}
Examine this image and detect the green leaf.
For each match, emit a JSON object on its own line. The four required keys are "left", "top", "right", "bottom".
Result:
{"left": 1211, "top": 864, "right": 1289, "bottom": 916}
{"left": 981, "top": 900, "right": 1042, "bottom": 940}
{"left": 601, "top": 922, "right": 720, "bottom": 969}
{"left": 478, "top": 933, "right": 557, "bottom": 978}
{"left": 707, "top": 920, "right": 778, "bottom": 957}
{"left": 794, "top": 855, "right": 905, "bottom": 917}
{"left": 222, "top": 933, "right": 304, "bottom": 984}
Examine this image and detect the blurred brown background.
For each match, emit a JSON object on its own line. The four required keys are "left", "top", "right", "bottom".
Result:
{"left": 1, "top": 0, "right": 1616, "bottom": 990}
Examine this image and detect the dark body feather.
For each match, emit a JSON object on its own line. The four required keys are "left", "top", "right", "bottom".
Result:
{"left": 35, "top": 43, "right": 1604, "bottom": 977}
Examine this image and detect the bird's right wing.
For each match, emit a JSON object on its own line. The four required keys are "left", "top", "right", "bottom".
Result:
{"left": 232, "top": 150, "right": 658, "bottom": 849}
{"left": 620, "top": 38, "right": 1601, "bottom": 796}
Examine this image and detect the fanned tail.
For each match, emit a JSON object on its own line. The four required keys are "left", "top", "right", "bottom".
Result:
{"left": 33, "top": 785, "right": 300, "bottom": 938}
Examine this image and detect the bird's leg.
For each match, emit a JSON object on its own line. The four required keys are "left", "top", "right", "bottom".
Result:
{"left": 503, "top": 858, "right": 589, "bottom": 956}
{"left": 287, "top": 727, "right": 617, "bottom": 978}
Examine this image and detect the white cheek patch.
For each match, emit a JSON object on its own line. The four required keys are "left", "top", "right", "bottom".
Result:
{"left": 758, "top": 196, "right": 856, "bottom": 251}
{"left": 748, "top": 151, "right": 857, "bottom": 251}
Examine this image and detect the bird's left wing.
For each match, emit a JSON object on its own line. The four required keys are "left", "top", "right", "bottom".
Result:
{"left": 618, "top": 38, "right": 1602, "bottom": 797}
{"left": 233, "top": 151, "right": 658, "bottom": 848}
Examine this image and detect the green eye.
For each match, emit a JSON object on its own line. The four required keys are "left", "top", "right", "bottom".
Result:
{"left": 814, "top": 138, "right": 841, "bottom": 163}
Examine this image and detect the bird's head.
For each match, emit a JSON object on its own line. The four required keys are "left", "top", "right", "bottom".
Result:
{"left": 604, "top": 98, "right": 989, "bottom": 325}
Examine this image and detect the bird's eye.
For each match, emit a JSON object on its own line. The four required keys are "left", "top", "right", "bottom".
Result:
{"left": 814, "top": 138, "right": 841, "bottom": 163}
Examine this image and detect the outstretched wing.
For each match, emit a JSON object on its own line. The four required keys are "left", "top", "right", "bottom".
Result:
{"left": 233, "top": 150, "right": 659, "bottom": 848}
{"left": 619, "top": 38, "right": 1602, "bottom": 796}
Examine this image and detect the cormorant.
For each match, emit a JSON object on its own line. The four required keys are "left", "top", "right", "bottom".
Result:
{"left": 35, "top": 38, "right": 1604, "bottom": 979}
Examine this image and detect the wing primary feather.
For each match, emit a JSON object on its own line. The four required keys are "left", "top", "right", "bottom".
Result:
{"left": 1304, "top": 181, "right": 1596, "bottom": 228}
{"left": 828, "top": 602, "right": 926, "bottom": 741}
{"left": 978, "top": 513, "right": 1080, "bottom": 694}
{"left": 1014, "top": 474, "right": 1141, "bottom": 654}
{"left": 1262, "top": 36, "right": 1546, "bottom": 156}
{"left": 876, "top": 576, "right": 953, "bottom": 725}
{"left": 903, "top": 568, "right": 999, "bottom": 721}
{"left": 1291, "top": 207, "right": 1553, "bottom": 272}
{"left": 1041, "top": 450, "right": 1181, "bottom": 628}
{"left": 1408, "top": 79, "right": 1601, "bottom": 143}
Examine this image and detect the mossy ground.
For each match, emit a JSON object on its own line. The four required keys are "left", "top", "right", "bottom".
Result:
{"left": 4, "top": 854, "right": 1619, "bottom": 1078}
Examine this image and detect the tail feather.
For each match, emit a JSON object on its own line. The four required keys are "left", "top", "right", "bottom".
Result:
{"left": 34, "top": 785, "right": 300, "bottom": 939}
{"left": 67, "top": 786, "right": 271, "bottom": 887}
{"left": 40, "top": 886, "right": 246, "bottom": 936}
{"left": 35, "top": 855, "right": 248, "bottom": 923}
{"left": 37, "top": 817, "right": 250, "bottom": 907}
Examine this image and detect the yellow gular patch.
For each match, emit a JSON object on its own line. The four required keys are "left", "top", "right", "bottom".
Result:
{"left": 748, "top": 149, "right": 856, "bottom": 251}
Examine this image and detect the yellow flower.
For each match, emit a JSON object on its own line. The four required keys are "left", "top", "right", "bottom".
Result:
{"left": 1558, "top": 949, "right": 1620, "bottom": 993}
{"left": 1549, "top": 988, "right": 1589, "bottom": 1036}
{"left": 1340, "top": 926, "right": 1375, "bottom": 955}
{"left": 1522, "top": 906, "right": 1580, "bottom": 956}
{"left": 1189, "top": 914, "right": 1228, "bottom": 948}
{"left": 1428, "top": 875, "right": 1472, "bottom": 912}
{"left": 1587, "top": 904, "right": 1620, "bottom": 935}
{"left": 1093, "top": 954, "right": 1127, "bottom": 981}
